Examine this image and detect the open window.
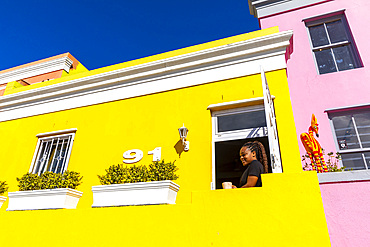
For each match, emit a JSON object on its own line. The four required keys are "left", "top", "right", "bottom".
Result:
{"left": 209, "top": 102, "right": 273, "bottom": 189}
{"left": 29, "top": 129, "right": 77, "bottom": 175}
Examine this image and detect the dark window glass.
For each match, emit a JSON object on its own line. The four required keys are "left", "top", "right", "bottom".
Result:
{"left": 326, "top": 19, "right": 348, "bottom": 43}
{"left": 314, "top": 49, "right": 336, "bottom": 74}
{"left": 342, "top": 153, "right": 366, "bottom": 170}
{"left": 354, "top": 112, "right": 370, "bottom": 148}
{"left": 217, "top": 110, "right": 266, "bottom": 133}
{"left": 332, "top": 115, "right": 360, "bottom": 149}
{"left": 332, "top": 46, "right": 355, "bottom": 71}
{"left": 309, "top": 24, "right": 329, "bottom": 47}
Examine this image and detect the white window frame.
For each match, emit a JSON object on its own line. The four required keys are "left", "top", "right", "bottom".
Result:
{"left": 29, "top": 128, "right": 77, "bottom": 175}
{"left": 305, "top": 13, "right": 361, "bottom": 75}
{"left": 209, "top": 101, "right": 268, "bottom": 190}
{"left": 328, "top": 109, "right": 370, "bottom": 170}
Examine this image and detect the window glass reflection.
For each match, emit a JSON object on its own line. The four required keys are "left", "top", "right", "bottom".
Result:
{"left": 341, "top": 153, "right": 366, "bottom": 170}
{"left": 332, "top": 115, "right": 360, "bottom": 149}
{"left": 314, "top": 49, "right": 336, "bottom": 74}
{"left": 309, "top": 24, "right": 329, "bottom": 47}
{"left": 217, "top": 110, "right": 266, "bottom": 133}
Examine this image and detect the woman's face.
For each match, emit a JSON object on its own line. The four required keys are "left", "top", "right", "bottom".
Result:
{"left": 240, "top": 147, "right": 256, "bottom": 166}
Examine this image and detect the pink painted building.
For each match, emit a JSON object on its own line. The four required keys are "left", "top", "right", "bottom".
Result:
{"left": 248, "top": 0, "right": 370, "bottom": 246}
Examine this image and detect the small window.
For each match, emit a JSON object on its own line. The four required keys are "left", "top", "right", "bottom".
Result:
{"left": 306, "top": 14, "right": 361, "bottom": 74}
{"left": 329, "top": 109, "right": 370, "bottom": 170}
{"left": 29, "top": 129, "right": 77, "bottom": 175}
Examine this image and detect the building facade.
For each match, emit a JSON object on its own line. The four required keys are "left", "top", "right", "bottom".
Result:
{"left": 0, "top": 28, "right": 331, "bottom": 246}
{"left": 249, "top": 0, "right": 370, "bottom": 246}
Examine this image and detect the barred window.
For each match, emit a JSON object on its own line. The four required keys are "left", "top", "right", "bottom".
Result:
{"left": 29, "top": 129, "right": 77, "bottom": 175}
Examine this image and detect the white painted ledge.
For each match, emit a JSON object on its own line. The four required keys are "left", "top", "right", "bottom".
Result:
{"left": 248, "top": 0, "right": 330, "bottom": 18}
{"left": 92, "top": 180, "right": 180, "bottom": 207}
{"left": 0, "top": 57, "right": 73, "bottom": 85}
{"left": 318, "top": 170, "right": 370, "bottom": 184}
{"left": 7, "top": 188, "right": 83, "bottom": 211}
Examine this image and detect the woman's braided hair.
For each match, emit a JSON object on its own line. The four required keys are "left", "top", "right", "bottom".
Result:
{"left": 242, "top": 141, "right": 268, "bottom": 173}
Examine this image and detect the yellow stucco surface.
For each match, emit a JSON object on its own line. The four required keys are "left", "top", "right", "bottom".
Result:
{"left": 0, "top": 28, "right": 330, "bottom": 246}
{"left": 0, "top": 70, "right": 329, "bottom": 246}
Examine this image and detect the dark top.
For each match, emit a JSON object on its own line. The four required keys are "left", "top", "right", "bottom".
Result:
{"left": 239, "top": 160, "right": 264, "bottom": 187}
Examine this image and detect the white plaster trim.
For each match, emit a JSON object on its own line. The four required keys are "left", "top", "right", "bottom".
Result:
{"left": 36, "top": 128, "right": 78, "bottom": 138}
{"left": 0, "top": 57, "right": 73, "bottom": 84}
{"left": 7, "top": 188, "right": 83, "bottom": 211}
{"left": 302, "top": 9, "right": 345, "bottom": 22}
{"left": 91, "top": 180, "right": 180, "bottom": 207}
{"left": 207, "top": 96, "right": 275, "bottom": 111}
{"left": 325, "top": 103, "right": 370, "bottom": 113}
{"left": 0, "top": 31, "right": 292, "bottom": 123}
{"left": 318, "top": 170, "right": 370, "bottom": 184}
{"left": 248, "top": 0, "right": 330, "bottom": 18}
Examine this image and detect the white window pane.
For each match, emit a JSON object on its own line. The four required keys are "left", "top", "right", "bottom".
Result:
{"left": 332, "top": 115, "right": 361, "bottom": 149}
{"left": 326, "top": 20, "right": 348, "bottom": 43}
{"left": 217, "top": 110, "right": 266, "bottom": 133}
{"left": 354, "top": 112, "right": 370, "bottom": 148}
{"left": 341, "top": 153, "right": 366, "bottom": 170}
{"left": 332, "top": 46, "right": 355, "bottom": 71}
{"left": 314, "top": 49, "right": 337, "bottom": 74}
{"left": 309, "top": 24, "right": 329, "bottom": 47}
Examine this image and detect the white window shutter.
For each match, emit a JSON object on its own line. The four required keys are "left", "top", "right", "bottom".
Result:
{"left": 261, "top": 66, "right": 283, "bottom": 173}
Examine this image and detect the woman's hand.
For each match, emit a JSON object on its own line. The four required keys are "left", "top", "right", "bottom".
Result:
{"left": 232, "top": 185, "right": 237, "bottom": 189}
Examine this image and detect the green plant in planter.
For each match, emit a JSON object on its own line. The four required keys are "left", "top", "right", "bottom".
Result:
{"left": 17, "top": 171, "right": 83, "bottom": 191}
{"left": 0, "top": 180, "right": 8, "bottom": 195}
{"left": 148, "top": 160, "right": 179, "bottom": 181}
{"left": 98, "top": 160, "right": 178, "bottom": 185}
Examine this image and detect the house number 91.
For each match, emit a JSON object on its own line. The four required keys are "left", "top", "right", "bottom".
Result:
{"left": 123, "top": 147, "right": 161, "bottom": 164}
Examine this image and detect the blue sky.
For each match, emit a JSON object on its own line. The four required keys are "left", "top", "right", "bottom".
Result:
{"left": 0, "top": 1, "right": 260, "bottom": 71}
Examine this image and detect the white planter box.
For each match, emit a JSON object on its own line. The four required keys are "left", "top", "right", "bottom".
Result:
{"left": 7, "top": 188, "right": 83, "bottom": 211}
{"left": 91, "top": 180, "right": 180, "bottom": 207}
{"left": 0, "top": 196, "right": 6, "bottom": 208}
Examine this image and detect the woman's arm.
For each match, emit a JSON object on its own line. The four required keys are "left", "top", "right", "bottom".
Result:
{"left": 240, "top": 175, "right": 258, "bottom": 188}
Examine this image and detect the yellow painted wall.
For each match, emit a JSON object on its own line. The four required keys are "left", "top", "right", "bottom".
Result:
{"left": 0, "top": 27, "right": 329, "bottom": 246}
{"left": 0, "top": 69, "right": 329, "bottom": 246}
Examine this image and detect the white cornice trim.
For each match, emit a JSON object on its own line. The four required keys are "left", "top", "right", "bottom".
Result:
{"left": 0, "top": 57, "right": 73, "bottom": 84}
{"left": 325, "top": 103, "right": 370, "bottom": 113}
{"left": 248, "top": 0, "right": 330, "bottom": 18}
{"left": 0, "top": 30, "right": 293, "bottom": 122}
{"left": 36, "top": 128, "right": 78, "bottom": 138}
{"left": 207, "top": 96, "right": 275, "bottom": 111}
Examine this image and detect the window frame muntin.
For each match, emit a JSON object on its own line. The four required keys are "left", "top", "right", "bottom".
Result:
{"left": 29, "top": 129, "right": 77, "bottom": 175}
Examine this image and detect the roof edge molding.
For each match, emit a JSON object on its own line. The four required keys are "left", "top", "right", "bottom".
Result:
{"left": 248, "top": 0, "right": 331, "bottom": 18}
{"left": 0, "top": 30, "right": 293, "bottom": 122}
{"left": 0, "top": 57, "right": 73, "bottom": 84}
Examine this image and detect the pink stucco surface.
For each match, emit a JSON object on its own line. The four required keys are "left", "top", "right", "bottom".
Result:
{"left": 257, "top": 1, "right": 370, "bottom": 246}
{"left": 259, "top": 0, "right": 370, "bottom": 156}
{"left": 320, "top": 182, "right": 370, "bottom": 246}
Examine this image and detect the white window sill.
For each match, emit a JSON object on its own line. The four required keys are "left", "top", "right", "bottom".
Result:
{"left": 318, "top": 170, "right": 370, "bottom": 184}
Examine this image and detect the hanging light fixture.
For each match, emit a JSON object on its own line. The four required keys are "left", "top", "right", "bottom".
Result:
{"left": 178, "top": 124, "right": 189, "bottom": 152}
